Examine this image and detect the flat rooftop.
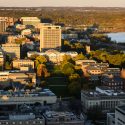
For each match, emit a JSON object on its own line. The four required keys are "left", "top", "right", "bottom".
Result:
{"left": 81, "top": 86, "right": 125, "bottom": 98}
{"left": 0, "top": 112, "right": 44, "bottom": 121}
{"left": 44, "top": 111, "right": 83, "bottom": 122}
{"left": 0, "top": 88, "right": 56, "bottom": 98}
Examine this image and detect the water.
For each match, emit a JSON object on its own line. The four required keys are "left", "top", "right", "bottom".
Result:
{"left": 107, "top": 32, "right": 125, "bottom": 43}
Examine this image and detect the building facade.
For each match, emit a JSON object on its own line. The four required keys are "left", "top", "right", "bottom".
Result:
{"left": 0, "top": 17, "right": 15, "bottom": 33}
{"left": 81, "top": 87, "right": 125, "bottom": 113}
{"left": 0, "top": 113, "right": 45, "bottom": 125}
{"left": 101, "top": 75, "right": 124, "bottom": 90}
{"left": 107, "top": 105, "right": 125, "bottom": 125}
{"left": 27, "top": 50, "right": 78, "bottom": 64}
{"left": 0, "top": 88, "right": 57, "bottom": 105}
{"left": 0, "top": 49, "right": 4, "bottom": 70}
{"left": 115, "top": 106, "right": 125, "bottom": 125}
{"left": 2, "top": 43, "right": 20, "bottom": 58}
{"left": 107, "top": 113, "right": 115, "bottom": 125}
{"left": 12, "top": 59, "right": 34, "bottom": 70}
{"left": 0, "top": 71, "right": 36, "bottom": 87}
{"left": 44, "top": 111, "right": 84, "bottom": 125}
{"left": 0, "top": 18, "right": 6, "bottom": 33}
{"left": 40, "top": 24, "right": 61, "bottom": 51}
{"left": 20, "top": 17, "right": 40, "bottom": 27}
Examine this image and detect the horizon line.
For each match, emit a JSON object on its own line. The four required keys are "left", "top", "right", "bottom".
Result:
{"left": 0, "top": 6, "right": 125, "bottom": 8}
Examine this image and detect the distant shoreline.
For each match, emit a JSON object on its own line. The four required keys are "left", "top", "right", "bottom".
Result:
{"left": 0, "top": 7, "right": 125, "bottom": 33}
{"left": 0, "top": 7, "right": 125, "bottom": 9}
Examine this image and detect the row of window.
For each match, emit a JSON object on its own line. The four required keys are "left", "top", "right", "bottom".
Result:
{"left": 0, "top": 120, "right": 43, "bottom": 125}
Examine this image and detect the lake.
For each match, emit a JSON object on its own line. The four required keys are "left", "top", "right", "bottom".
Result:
{"left": 107, "top": 32, "right": 125, "bottom": 43}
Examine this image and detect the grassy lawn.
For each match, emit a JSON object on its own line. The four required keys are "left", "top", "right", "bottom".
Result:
{"left": 48, "top": 86, "right": 70, "bottom": 97}
{"left": 46, "top": 77, "right": 70, "bottom": 97}
{"left": 46, "top": 77, "right": 68, "bottom": 85}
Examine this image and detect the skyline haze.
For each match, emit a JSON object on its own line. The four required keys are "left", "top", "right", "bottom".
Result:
{"left": 0, "top": 0, "right": 125, "bottom": 7}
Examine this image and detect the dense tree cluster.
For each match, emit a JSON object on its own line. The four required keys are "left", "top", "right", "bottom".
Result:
{"left": 62, "top": 40, "right": 86, "bottom": 53}
{"left": 1, "top": 7, "right": 125, "bottom": 32}
{"left": 34, "top": 55, "right": 50, "bottom": 77}
{"left": 90, "top": 50, "right": 125, "bottom": 67}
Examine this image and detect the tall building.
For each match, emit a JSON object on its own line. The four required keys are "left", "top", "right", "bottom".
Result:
{"left": 0, "top": 49, "right": 4, "bottom": 70}
{"left": 0, "top": 18, "right": 6, "bottom": 33}
{"left": 2, "top": 43, "right": 20, "bottom": 58}
{"left": 0, "top": 17, "right": 15, "bottom": 33}
{"left": 40, "top": 23, "right": 61, "bottom": 51}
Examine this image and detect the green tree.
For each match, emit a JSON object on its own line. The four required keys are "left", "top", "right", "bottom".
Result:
{"left": 61, "top": 62, "right": 75, "bottom": 75}
{"left": 62, "top": 55, "right": 75, "bottom": 65}
{"left": 30, "top": 54, "right": 39, "bottom": 60}
{"left": 6, "top": 54, "right": 12, "bottom": 63}
{"left": 37, "top": 64, "right": 50, "bottom": 77}
{"left": 5, "top": 61, "right": 11, "bottom": 70}
{"left": 68, "top": 81, "right": 81, "bottom": 96}
{"left": 74, "top": 53, "right": 87, "bottom": 61}
{"left": 35, "top": 55, "right": 47, "bottom": 68}
{"left": 69, "top": 73, "right": 80, "bottom": 81}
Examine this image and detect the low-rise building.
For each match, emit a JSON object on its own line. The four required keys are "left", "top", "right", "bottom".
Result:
{"left": 2, "top": 43, "right": 20, "bottom": 58}
{"left": 62, "top": 33, "right": 78, "bottom": 40}
{"left": 81, "top": 86, "right": 125, "bottom": 113}
{"left": 27, "top": 50, "right": 78, "bottom": 64}
{"left": 0, "top": 113, "right": 45, "bottom": 125}
{"left": 15, "top": 24, "right": 26, "bottom": 30}
{"left": 89, "top": 75, "right": 99, "bottom": 82}
{"left": 86, "top": 65, "right": 103, "bottom": 75}
{"left": 0, "top": 88, "right": 57, "bottom": 105}
{"left": 79, "top": 60, "right": 96, "bottom": 66}
{"left": 12, "top": 59, "right": 34, "bottom": 70}
{"left": 0, "top": 71, "right": 36, "bottom": 87}
{"left": 43, "top": 111, "right": 84, "bottom": 125}
{"left": 101, "top": 75, "right": 124, "bottom": 90}
{"left": 81, "top": 62, "right": 109, "bottom": 76}
{"left": 104, "top": 68, "right": 120, "bottom": 76}
{"left": 21, "top": 29, "right": 32, "bottom": 36}
{"left": 115, "top": 105, "right": 125, "bottom": 125}
{"left": 107, "top": 113, "right": 115, "bottom": 125}
{"left": 107, "top": 105, "right": 125, "bottom": 125}
{"left": 21, "top": 17, "right": 40, "bottom": 27}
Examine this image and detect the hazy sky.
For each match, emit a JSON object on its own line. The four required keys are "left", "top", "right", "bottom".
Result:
{"left": 0, "top": 0, "right": 125, "bottom": 7}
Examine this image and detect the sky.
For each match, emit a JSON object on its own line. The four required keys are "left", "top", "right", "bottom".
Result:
{"left": 0, "top": 0, "right": 125, "bottom": 7}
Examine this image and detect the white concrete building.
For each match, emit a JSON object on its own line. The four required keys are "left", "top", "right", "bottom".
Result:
{"left": 0, "top": 113, "right": 45, "bottom": 125}
{"left": 115, "top": 106, "right": 125, "bottom": 125}
{"left": 107, "top": 105, "right": 125, "bottom": 125}
{"left": 27, "top": 50, "right": 78, "bottom": 63}
{"left": 107, "top": 113, "right": 115, "bottom": 125}
{"left": 0, "top": 88, "right": 57, "bottom": 105}
{"left": 81, "top": 87, "right": 125, "bottom": 113}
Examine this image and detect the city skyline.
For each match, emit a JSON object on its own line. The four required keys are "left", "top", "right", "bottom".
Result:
{"left": 0, "top": 0, "right": 125, "bottom": 7}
